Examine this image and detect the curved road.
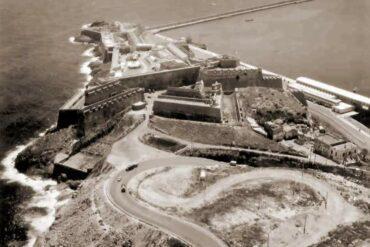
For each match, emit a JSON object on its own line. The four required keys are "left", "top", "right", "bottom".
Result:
{"left": 105, "top": 157, "right": 363, "bottom": 247}
{"left": 105, "top": 157, "right": 228, "bottom": 247}
{"left": 134, "top": 167, "right": 363, "bottom": 247}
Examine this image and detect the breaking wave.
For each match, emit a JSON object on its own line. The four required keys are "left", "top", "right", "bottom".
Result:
{"left": 1, "top": 134, "right": 60, "bottom": 247}
{"left": 0, "top": 43, "right": 99, "bottom": 246}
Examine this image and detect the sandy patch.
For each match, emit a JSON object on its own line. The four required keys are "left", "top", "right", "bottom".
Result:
{"left": 210, "top": 208, "right": 258, "bottom": 230}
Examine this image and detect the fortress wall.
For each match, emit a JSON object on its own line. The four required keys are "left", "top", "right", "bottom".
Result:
{"left": 261, "top": 75, "right": 283, "bottom": 89}
{"left": 81, "top": 29, "right": 102, "bottom": 42}
{"left": 290, "top": 90, "right": 308, "bottom": 106}
{"left": 153, "top": 100, "right": 221, "bottom": 123}
{"left": 166, "top": 87, "right": 203, "bottom": 98}
{"left": 57, "top": 90, "right": 85, "bottom": 129}
{"left": 57, "top": 109, "right": 84, "bottom": 129}
{"left": 200, "top": 68, "right": 262, "bottom": 91}
{"left": 85, "top": 81, "right": 127, "bottom": 105}
{"left": 158, "top": 94, "right": 208, "bottom": 103}
{"left": 85, "top": 66, "right": 200, "bottom": 105}
{"left": 200, "top": 68, "right": 282, "bottom": 91}
{"left": 57, "top": 88, "right": 144, "bottom": 133}
{"left": 83, "top": 88, "right": 144, "bottom": 133}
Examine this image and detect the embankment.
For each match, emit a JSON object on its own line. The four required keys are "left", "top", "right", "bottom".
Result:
{"left": 179, "top": 147, "right": 369, "bottom": 187}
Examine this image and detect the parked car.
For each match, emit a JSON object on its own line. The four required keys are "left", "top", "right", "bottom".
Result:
{"left": 125, "top": 163, "right": 138, "bottom": 172}
{"left": 229, "top": 160, "right": 237, "bottom": 166}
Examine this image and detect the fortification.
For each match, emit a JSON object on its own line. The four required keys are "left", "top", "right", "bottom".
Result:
{"left": 153, "top": 98, "right": 221, "bottom": 123}
{"left": 200, "top": 66, "right": 282, "bottom": 91}
{"left": 60, "top": 21, "right": 286, "bottom": 137}
{"left": 153, "top": 82, "right": 221, "bottom": 123}
{"left": 85, "top": 66, "right": 200, "bottom": 105}
{"left": 57, "top": 87, "right": 144, "bottom": 136}
{"left": 83, "top": 88, "right": 144, "bottom": 134}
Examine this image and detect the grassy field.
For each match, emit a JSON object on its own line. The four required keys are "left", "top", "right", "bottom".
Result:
{"left": 150, "top": 116, "right": 290, "bottom": 153}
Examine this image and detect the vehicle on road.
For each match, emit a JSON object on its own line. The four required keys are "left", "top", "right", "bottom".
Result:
{"left": 117, "top": 177, "right": 121, "bottom": 182}
{"left": 229, "top": 160, "right": 237, "bottom": 166}
{"left": 125, "top": 163, "right": 138, "bottom": 172}
{"left": 121, "top": 185, "right": 126, "bottom": 193}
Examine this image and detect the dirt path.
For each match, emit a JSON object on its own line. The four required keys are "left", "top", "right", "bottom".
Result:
{"left": 221, "top": 93, "right": 239, "bottom": 124}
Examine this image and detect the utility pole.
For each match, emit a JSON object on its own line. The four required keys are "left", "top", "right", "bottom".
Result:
{"left": 302, "top": 162, "right": 304, "bottom": 177}
{"left": 303, "top": 215, "right": 308, "bottom": 234}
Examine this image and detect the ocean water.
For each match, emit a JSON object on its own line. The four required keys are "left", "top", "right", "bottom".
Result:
{"left": 0, "top": 139, "right": 59, "bottom": 247}
{"left": 0, "top": 0, "right": 368, "bottom": 245}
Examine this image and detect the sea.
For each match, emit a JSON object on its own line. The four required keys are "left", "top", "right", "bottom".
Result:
{"left": 0, "top": 0, "right": 369, "bottom": 246}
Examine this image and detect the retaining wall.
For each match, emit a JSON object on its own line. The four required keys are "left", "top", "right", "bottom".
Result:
{"left": 181, "top": 147, "right": 369, "bottom": 187}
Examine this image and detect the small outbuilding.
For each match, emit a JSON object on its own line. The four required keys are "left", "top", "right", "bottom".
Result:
{"left": 314, "top": 134, "right": 357, "bottom": 164}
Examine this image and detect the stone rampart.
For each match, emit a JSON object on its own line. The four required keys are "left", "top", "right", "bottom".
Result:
{"left": 166, "top": 87, "right": 203, "bottom": 98}
{"left": 57, "top": 109, "right": 84, "bottom": 130}
{"left": 81, "top": 29, "right": 102, "bottom": 42}
{"left": 153, "top": 99, "right": 221, "bottom": 123}
{"left": 200, "top": 67, "right": 282, "bottom": 91}
{"left": 83, "top": 88, "right": 144, "bottom": 133}
{"left": 200, "top": 67, "right": 262, "bottom": 91}
{"left": 85, "top": 66, "right": 200, "bottom": 105}
{"left": 158, "top": 94, "right": 208, "bottom": 103}
{"left": 262, "top": 75, "right": 283, "bottom": 89}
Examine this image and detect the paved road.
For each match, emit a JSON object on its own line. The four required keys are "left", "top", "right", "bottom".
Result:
{"left": 106, "top": 92, "right": 173, "bottom": 169}
{"left": 308, "top": 101, "right": 370, "bottom": 152}
{"left": 105, "top": 157, "right": 228, "bottom": 247}
{"left": 106, "top": 157, "right": 363, "bottom": 247}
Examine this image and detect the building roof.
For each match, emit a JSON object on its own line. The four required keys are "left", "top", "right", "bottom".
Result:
{"left": 61, "top": 153, "right": 96, "bottom": 173}
{"left": 297, "top": 77, "right": 370, "bottom": 107}
{"left": 101, "top": 31, "right": 115, "bottom": 48}
{"left": 331, "top": 142, "right": 357, "bottom": 151}
{"left": 316, "top": 134, "right": 345, "bottom": 147}
{"left": 289, "top": 82, "right": 341, "bottom": 105}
